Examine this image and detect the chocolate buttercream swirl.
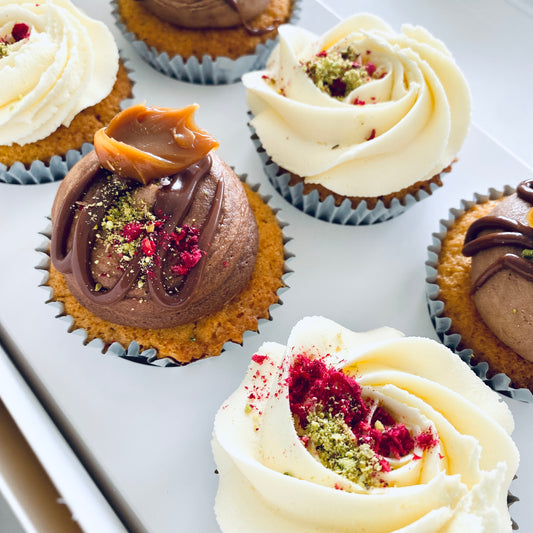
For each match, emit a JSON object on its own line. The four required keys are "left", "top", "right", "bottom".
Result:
{"left": 51, "top": 153, "right": 221, "bottom": 307}
{"left": 139, "top": 0, "right": 275, "bottom": 34}
{"left": 147, "top": 157, "right": 224, "bottom": 308}
{"left": 50, "top": 104, "right": 258, "bottom": 329}
{"left": 462, "top": 179, "right": 533, "bottom": 293}
{"left": 51, "top": 152, "right": 258, "bottom": 329}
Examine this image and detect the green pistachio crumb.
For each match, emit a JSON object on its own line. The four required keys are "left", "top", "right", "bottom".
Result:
{"left": 100, "top": 183, "right": 156, "bottom": 264}
{"left": 521, "top": 249, "right": 533, "bottom": 259}
{"left": 302, "top": 408, "right": 384, "bottom": 489}
{"left": 302, "top": 45, "right": 385, "bottom": 99}
{"left": 244, "top": 404, "right": 253, "bottom": 414}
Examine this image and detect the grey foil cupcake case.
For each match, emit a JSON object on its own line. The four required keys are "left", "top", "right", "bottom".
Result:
{"left": 251, "top": 128, "right": 443, "bottom": 225}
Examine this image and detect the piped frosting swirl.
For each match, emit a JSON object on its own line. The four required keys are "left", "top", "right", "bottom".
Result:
{"left": 213, "top": 317, "right": 518, "bottom": 532}
{"left": 0, "top": 0, "right": 118, "bottom": 146}
{"left": 139, "top": 0, "right": 272, "bottom": 32}
{"left": 50, "top": 104, "right": 258, "bottom": 329}
{"left": 243, "top": 14, "right": 471, "bottom": 197}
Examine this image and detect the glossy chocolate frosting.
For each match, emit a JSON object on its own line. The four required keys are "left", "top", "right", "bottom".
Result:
{"left": 462, "top": 179, "right": 533, "bottom": 362}
{"left": 50, "top": 105, "right": 258, "bottom": 329}
{"left": 139, "top": 0, "right": 271, "bottom": 31}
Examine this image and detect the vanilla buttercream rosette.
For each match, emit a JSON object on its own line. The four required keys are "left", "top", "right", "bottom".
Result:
{"left": 212, "top": 316, "right": 518, "bottom": 532}
{"left": 243, "top": 14, "right": 471, "bottom": 224}
{"left": 0, "top": 0, "right": 130, "bottom": 184}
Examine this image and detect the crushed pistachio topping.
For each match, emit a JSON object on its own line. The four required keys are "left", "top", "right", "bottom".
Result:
{"left": 91, "top": 175, "right": 204, "bottom": 290}
{"left": 304, "top": 408, "right": 385, "bottom": 489}
{"left": 287, "top": 354, "right": 432, "bottom": 490}
{"left": 521, "top": 249, "right": 533, "bottom": 259}
{"left": 302, "top": 46, "right": 386, "bottom": 99}
{"left": 101, "top": 191, "right": 156, "bottom": 263}
{"left": 0, "top": 43, "right": 8, "bottom": 58}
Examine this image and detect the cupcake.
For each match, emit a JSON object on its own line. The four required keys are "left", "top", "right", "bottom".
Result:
{"left": 46, "top": 103, "right": 286, "bottom": 364}
{"left": 213, "top": 316, "right": 519, "bottom": 532}
{"left": 427, "top": 179, "right": 533, "bottom": 399}
{"left": 113, "top": 0, "right": 297, "bottom": 84}
{"left": 243, "top": 14, "right": 471, "bottom": 224}
{"left": 0, "top": 0, "right": 133, "bottom": 185}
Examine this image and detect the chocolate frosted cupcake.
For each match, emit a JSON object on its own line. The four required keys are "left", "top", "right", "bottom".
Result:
{"left": 0, "top": 0, "right": 133, "bottom": 184}
{"left": 427, "top": 179, "right": 533, "bottom": 400}
{"left": 113, "top": 0, "right": 297, "bottom": 84}
{"left": 46, "top": 103, "right": 286, "bottom": 364}
{"left": 244, "top": 14, "right": 471, "bottom": 224}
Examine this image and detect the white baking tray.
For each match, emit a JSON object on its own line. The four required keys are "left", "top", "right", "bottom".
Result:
{"left": 0, "top": 1, "right": 532, "bottom": 531}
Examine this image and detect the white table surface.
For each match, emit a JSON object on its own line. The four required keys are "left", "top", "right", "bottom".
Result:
{"left": 1, "top": 1, "right": 532, "bottom": 532}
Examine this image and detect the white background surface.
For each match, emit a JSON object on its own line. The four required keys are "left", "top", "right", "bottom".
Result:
{"left": 1, "top": 0, "right": 533, "bottom": 531}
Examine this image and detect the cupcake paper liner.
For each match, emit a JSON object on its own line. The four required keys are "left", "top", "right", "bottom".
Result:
{"left": 0, "top": 143, "right": 94, "bottom": 185}
{"left": 509, "top": 488, "right": 520, "bottom": 531}
{"left": 425, "top": 185, "right": 533, "bottom": 403}
{"left": 249, "top": 126, "right": 442, "bottom": 225}
{"left": 0, "top": 55, "right": 136, "bottom": 186}
{"left": 37, "top": 175, "right": 293, "bottom": 367}
{"left": 111, "top": 0, "right": 301, "bottom": 85}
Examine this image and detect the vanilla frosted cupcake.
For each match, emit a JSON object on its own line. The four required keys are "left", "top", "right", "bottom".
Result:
{"left": 113, "top": 0, "right": 298, "bottom": 84}
{"left": 0, "top": 0, "right": 133, "bottom": 184}
{"left": 213, "top": 316, "right": 519, "bottom": 532}
{"left": 243, "top": 14, "right": 471, "bottom": 224}
{"left": 46, "top": 103, "right": 286, "bottom": 364}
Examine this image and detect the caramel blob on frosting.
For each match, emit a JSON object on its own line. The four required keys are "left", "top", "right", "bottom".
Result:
{"left": 94, "top": 103, "right": 218, "bottom": 185}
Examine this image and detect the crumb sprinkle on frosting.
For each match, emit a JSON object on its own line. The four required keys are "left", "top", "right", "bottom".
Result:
{"left": 84, "top": 175, "right": 204, "bottom": 290}
{"left": 0, "top": 22, "right": 31, "bottom": 57}
{"left": 287, "top": 354, "right": 426, "bottom": 488}
{"left": 302, "top": 46, "right": 386, "bottom": 99}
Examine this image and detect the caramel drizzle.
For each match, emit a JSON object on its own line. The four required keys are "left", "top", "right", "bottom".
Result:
{"left": 51, "top": 155, "right": 224, "bottom": 309}
{"left": 462, "top": 179, "right": 533, "bottom": 293}
{"left": 224, "top": 0, "right": 276, "bottom": 35}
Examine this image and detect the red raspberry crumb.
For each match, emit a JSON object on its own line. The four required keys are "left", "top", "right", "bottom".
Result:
{"left": 122, "top": 221, "right": 143, "bottom": 242}
{"left": 141, "top": 238, "right": 156, "bottom": 256}
{"left": 365, "top": 62, "right": 377, "bottom": 76}
{"left": 11, "top": 23, "right": 31, "bottom": 41}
